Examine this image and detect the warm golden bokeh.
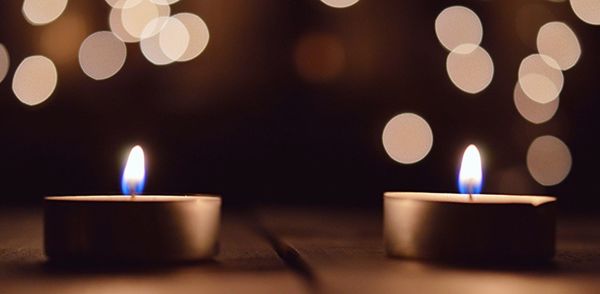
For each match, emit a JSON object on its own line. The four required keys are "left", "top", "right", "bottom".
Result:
{"left": 39, "top": 13, "right": 88, "bottom": 67}
{"left": 158, "top": 17, "right": 190, "bottom": 61}
{"left": 513, "top": 82, "right": 559, "bottom": 124}
{"left": 537, "top": 22, "right": 581, "bottom": 70}
{"left": 527, "top": 135, "right": 572, "bottom": 186}
{"left": 320, "top": 0, "right": 360, "bottom": 9}
{"left": 12, "top": 56, "right": 58, "bottom": 106}
{"left": 0, "top": 44, "right": 8, "bottom": 84}
{"left": 106, "top": 0, "right": 142, "bottom": 9}
{"left": 518, "top": 54, "right": 563, "bottom": 104}
{"left": 435, "top": 6, "right": 482, "bottom": 52}
{"left": 173, "top": 13, "right": 210, "bottom": 62}
{"left": 294, "top": 32, "right": 346, "bottom": 83}
{"left": 570, "top": 0, "right": 600, "bottom": 25}
{"left": 120, "top": 0, "right": 170, "bottom": 41}
{"left": 140, "top": 18, "right": 172, "bottom": 65}
{"left": 109, "top": 6, "right": 139, "bottom": 43}
{"left": 22, "top": 0, "right": 68, "bottom": 25}
{"left": 382, "top": 113, "right": 433, "bottom": 164}
{"left": 150, "top": 0, "right": 180, "bottom": 5}
{"left": 446, "top": 44, "right": 494, "bottom": 94}
{"left": 140, "top": 16, "right": 190, "bottom": 65}
{"left": 79, "top": 31, "right": 127, "bottom": 80}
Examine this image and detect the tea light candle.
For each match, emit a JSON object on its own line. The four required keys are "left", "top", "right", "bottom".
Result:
{"left": 44, "top": 146, "right": 221, "bottom": 263}
{"left": 384, "top": 145, "right": 556, "bottom": 263}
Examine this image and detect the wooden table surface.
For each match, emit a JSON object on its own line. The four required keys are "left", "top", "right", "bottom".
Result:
{"left": 1, "top": 206, "right": 599, "bottom": 294}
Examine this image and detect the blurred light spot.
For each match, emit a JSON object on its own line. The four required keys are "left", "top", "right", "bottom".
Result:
{"left": 39, "top": 13, "right": 88, "bottom": 66}
{"left": 320, "top": 0, "right": 359, "bottom": 8}
{"left": 12, "top": 56, "right": 57, "bottom": 106}
{"left": 173, "top": 13, "right": 209, "bottom": 62}
{"left": 514, "top": 82, "right": 559, "bottom": 124}
{"left": 0, "top": 44, "right": 8, "bottom": 84}
{"left": 150, "top": 0, "right": 179, "bottom": 4}
{"left": 527, "top": 135, "right": 572, "bottom": 186}
{"left": 570, "top": 0, "right": 600, "bottom": 25}
{"left": 140, "top": 17, "right": 189, "bottom": 65}
{"left": 22, "top": 0, "right": 68, "bottom": 25}
{"left": 121, "top": 0, "right": 170, "bottom": 41}
{"left": 294, "top": 33, "right": 345, "bottom": 83}
{"left": 159, "top": 16, "right": 189, "bottom": 61}
{"left": 382, "top": 113, "right": 433, "bottom": 164}
{"left": 435, "top": 6, "right": 482, "bottom": 52}
{"left": 518, "top": 54, "right": 563, "bottom": 103}
{"left": 537, "top": 22, "right": 581, "bottom": 70}
{"left": 109, "top": 6, "right": 138, "bottom": 42}
{"left": 140, "top": 17, "right": 171, "bottom": 65}
{"left": 106, "top": 0, "right": 142, "bottom": 9}
{"left": 446, "top": 44, "right": 494, "bottom": 94}
{"left": 79, "top": 31, "right": 127, "bottom": 80}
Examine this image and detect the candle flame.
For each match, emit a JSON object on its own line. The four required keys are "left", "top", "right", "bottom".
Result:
{"left": 121, "top": 145, "right": 145, "bottom": 195}
{"left": 458, "top": 144, "right": 482, "bottom": 195}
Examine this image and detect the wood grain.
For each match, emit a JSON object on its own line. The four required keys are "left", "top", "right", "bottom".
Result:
{"left": 256, "top": 207, "right": 600, "bottom": 294}
{"left": 2, "top": 206, "right": 600, "bottom": 293}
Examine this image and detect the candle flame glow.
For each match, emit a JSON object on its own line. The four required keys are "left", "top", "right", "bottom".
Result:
{"left": 458, "top": 144, "right": 482, "bottom": 195}
{"left": 121, "top": 145, "right": 145, "bottom": 195}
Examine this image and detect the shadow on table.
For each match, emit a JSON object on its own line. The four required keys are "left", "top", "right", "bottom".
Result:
{"left": 40, "top": 259, "right": 219, "bottom": 275}
{"left": 5, "top": 256, "right": 291, "bottom": 279}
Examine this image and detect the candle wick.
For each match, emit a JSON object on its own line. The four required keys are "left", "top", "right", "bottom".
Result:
{"left": 467, "top": 180, "right": 474, "bottom": 202}
{"left": 128, "top": 184, "right": 137, "bottom": 199}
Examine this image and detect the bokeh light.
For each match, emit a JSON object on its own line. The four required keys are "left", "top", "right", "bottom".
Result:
{"left": 320, "top": 0, "right": 360, "bottom": 9}
{"left": 140, "top": 17, "right": 172, "bottom": 65}
{"left": 518, "top": 54, "right": 564, "bottom": 104}
{"left": 435, "top": 6, "right": 483, "bottom": 52}
{"left": 12, "top": 56, "right": 57, "bottom": 106}
{"left": 0, "top": 44, "right": 8, "bottom": 84}
{"left": 294, "top": 32, "right": 345, "bottom": 83}
{"left": 173, "top": 13, "right": 209, "bottom": 62}
{"left": 446, "top": 44, "right": 494, "bottom": 94}
{"left": 527, "top": 135, "right": 572, "bottom": 186}
{"left": 514, "top": 82, "right": 559, "bottom": 124}
{"left": 22, "top": 0, "right": 68, "bottom": 25}
{"left": 570, "top": 0, "right": 600, "bottom": 25}
{"left": 150, "top": 0, "right": 179, "bottom": 5}
{"left": 140, "top": 16, "right": 189, "bottom": 65}
{"left": 79, "top": 31, "right": 127, "bottom": 80}
{"left": 120, "top": 0, "right": 170, "bottom": 41}
{"left": 109, "top": 6, "right": 139, "bottom": 43}
{"left": 537, "top": 21, "right": 581, "bottom": 70}
{"left": 382, "top": 113, "right": 433, "bottom": 164}
{"left": 106, "top": 0, "right": 142, "bottom": 9}
{"left": 158, "top": 16, "right": 190, "bottom": 61}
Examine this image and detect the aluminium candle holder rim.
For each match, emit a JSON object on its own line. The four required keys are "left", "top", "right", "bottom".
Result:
{"left": 384, "top": 191, "right": 556, "bottom": 206}
{"left": 383, "top": 192, "right": 557, "bottom": 264}
{"left": 45, "top": 194, "right": 222, "bottom": 202}
{"left": 44, "top": 194, "right": 221, "bottom": 264}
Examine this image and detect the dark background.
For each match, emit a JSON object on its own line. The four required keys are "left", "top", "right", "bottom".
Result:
{"left": 0, "top": 0, "right": 597, "bottom": 212}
